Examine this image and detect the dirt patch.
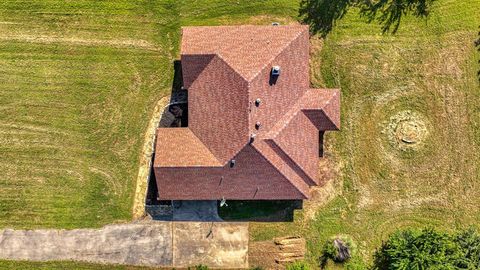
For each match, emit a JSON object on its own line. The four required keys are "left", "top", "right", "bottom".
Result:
{"left": 309, "top": 35, "right": 325, "bottom": 87}
{"left": 217, "top": 15, "right": 299, "bottom": 26}
{"left": 302, "top": 157, "right": 341, "bottom": 221}
{"left": 383, "top": 110, "right": 429, "bottom": 151}
{"left": 132, "top": 96, "right": 171, "bottom": 219}
{"left": 173, "top": 222, "right": 249, "bottom": 268}
{"left": 249, "top": 236, "right": 306, "bottom": 269}
{"left": 244, "top": 15, "right": 299, "bottom": 25}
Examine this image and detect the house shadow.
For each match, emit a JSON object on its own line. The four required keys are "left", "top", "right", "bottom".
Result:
{"left": 145, "top": 60, "right": 187, "bottom": 221}
{"left": 158, "top": 60, "right": 188, "bottom": 129}
{"left": 218, "top": 200, "right": 303, "bottom": 222}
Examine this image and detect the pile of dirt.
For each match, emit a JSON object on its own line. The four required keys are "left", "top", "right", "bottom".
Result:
{"left": 383, "top": 110, "right": 429, "bottom": 152}
{"left": 249, "top": 236, "right": 306, "bottom": 268}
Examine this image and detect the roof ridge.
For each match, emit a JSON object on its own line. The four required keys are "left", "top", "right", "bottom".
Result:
{"left": 267, "top": 139, "right": 317, "bottom": 186}
{"left": 214, "top": 54, "right": 250, "bottom": 166}
{"left": 214, "top": 53, "right": 250, "bottom": 84}
{"left": 252, "top": 141, "right": 309, "bottom": 198}
{"left": 186, "top": 54, "right": 250, "bottom": 165}
{"left": 247, "top": 26, "right": 308, "bottom": 82}
{"left": 184, "top": 128, "right": 222, "bottom": 166}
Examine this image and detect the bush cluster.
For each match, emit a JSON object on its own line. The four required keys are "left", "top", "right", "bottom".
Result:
{"left": 373, "top": 228, "right": 480, "bottom": 269}
{"left": 321, "top": 235, "right": 355, "bottom": 267}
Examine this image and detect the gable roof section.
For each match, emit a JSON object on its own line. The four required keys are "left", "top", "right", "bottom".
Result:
{"left": 181, "top": 25, "right": 309, "bottom": 82}
{"left": 252, "top": 140, "right": 310, "bottom": 198}
{"left": 269, "top": 112, "right": 319, "bottom": 185}
{"left": 256, "top": 88, "right": 340, "bottom": 186}
{"left": 154, "top": 128, "right": 221, "bottom": 167}
{"left": 187, "top": 54, "right": 250, "bottom": 165}
{"left": 302, "top": 89, "right": 340, "bottom": 130}
{"left": 263, "top": 89, "right": 340, "bottom": 140}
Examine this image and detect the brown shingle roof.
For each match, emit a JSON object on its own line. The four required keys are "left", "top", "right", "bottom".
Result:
{"left": 264, "top": 88, "right": 340, "bottom": 140}
{"left": 154, "top": 128, "right": 221, "bottom": 167}
{"left": 181, "top": 25, "right": 309, "bottom": 81}
{"left": 154, "top": 25, "right": 341, "bottom": 200}
{"left": 253, "top": 140, "right": 311, "bottom": 198}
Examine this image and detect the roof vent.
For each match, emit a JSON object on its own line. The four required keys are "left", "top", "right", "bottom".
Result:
{"left": 255, "top": 98, "right": 261, "bottom": 107}
{"left": 255, "top": 122, "right": 261, "bottom": 130}
{"left": 230, "top": 159, "right": 236, "bottom": 168}
{"left": 271, "top": 66, "right": 281, "bottom": 76}
{"left": 272, "top": 22, "right": 280, "bottom": 26}
{"left": 249, "top": 134, "right": 256, "bottom": 144}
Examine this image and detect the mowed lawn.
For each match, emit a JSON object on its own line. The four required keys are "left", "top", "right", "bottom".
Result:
{"left": 248, "top": 0, "right": 480, "bottom": 267}
{"left": 308, "top": 1, "right": 480, "bottom": 265}
{"left": 0, "top": 0, "right": 184, "bottom": 229}
{"left": 0, "top": 0, "right": 298, "bottom": 229}
{"left": 0, "top": 0, "right": 479, "bottom": 268}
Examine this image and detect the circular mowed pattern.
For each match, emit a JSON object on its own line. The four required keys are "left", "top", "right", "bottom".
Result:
{"left": 385, "top": 110, "right": 429, "bottom": 151}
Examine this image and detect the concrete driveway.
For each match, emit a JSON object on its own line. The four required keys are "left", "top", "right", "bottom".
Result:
{"left": 0, "top": 221, "right": 248, "bottom": 268}
{"left": 0, "top": 223, "right": 173, "bottom": 267}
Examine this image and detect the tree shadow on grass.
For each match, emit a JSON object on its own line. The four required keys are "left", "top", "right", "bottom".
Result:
{"left": 361, "top": 0, "right": 435, "bottom": 34}
{"left": 299, "top": 0, "right": 352, "bottom": 37}
{"left": 299, "top": 0, "right": 436, "bottom": 37}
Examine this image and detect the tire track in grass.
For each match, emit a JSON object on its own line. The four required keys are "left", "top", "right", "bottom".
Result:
{"left": 0, "top": 35, "right": 161, "bottom": 51}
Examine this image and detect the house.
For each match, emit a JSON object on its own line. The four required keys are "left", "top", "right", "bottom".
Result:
{"left": 153, "top": 25, "right": 340, "bottom": 200}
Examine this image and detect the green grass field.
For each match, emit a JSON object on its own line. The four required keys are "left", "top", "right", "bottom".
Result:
{"left": 0, "top": 0, "right": 296, "bottom": 229}
{"left": 1, "top": 0, "right": 479, "bottom": 269}
{"left": 0, "top": 0, "right": 180, "bottom": 229}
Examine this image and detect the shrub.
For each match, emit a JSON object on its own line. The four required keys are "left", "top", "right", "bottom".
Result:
{"left": 455, "top": 228, "right": 480, "bottom": 269}
{"left": 372, "top": 227, "right": 480, "bottom": 269}
{"left": 321, "top": 235, "right": 355, "bottom": 268}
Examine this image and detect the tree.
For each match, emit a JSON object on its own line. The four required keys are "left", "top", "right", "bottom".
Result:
{"left": 299, "top": 0, "right": 436, "bottom": 36}
{"left": 372, "top": 227, "right": 480, "bottom": 270}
